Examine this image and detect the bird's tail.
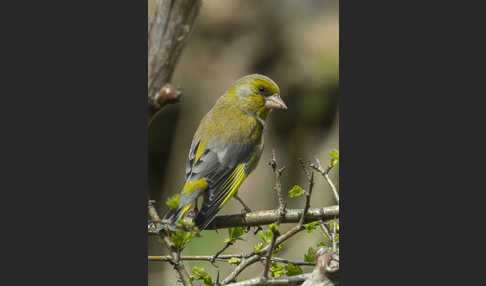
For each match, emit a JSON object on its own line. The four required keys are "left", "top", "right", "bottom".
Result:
{"left": 162, "top": 208, "right": 178, "bottom": 224}
{"left": 162, "top": 193, "right": 197, "bottom": 229}
{"left": 194, "top": 207, "right": 219, "bottom": 231}
{"left": 194, "top": 189, "right": 222, "bottom": 230}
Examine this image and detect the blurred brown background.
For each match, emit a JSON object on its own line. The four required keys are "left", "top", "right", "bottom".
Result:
{"left": 148, "top": 0, "right": 339, "bottom": 284}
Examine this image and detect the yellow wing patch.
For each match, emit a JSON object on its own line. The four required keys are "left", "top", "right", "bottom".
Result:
{"left": 180, "top": 203, "right": 192, "bottom": 217}
{"left": 219, "top": 164, "right": 247, "bottom": 209}
{"left": 182, "top": 178, "right": 208, "bottom": 195}
{"left": 194, "top": 140, "right": 207, "bottom": 164}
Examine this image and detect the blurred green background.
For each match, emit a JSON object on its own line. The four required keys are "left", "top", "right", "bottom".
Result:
{"left": 148, "top": 0, "right": 339, "bottom": 284}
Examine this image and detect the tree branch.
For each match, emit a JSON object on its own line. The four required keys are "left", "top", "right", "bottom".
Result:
{"left": 148, "top": 0, "right": 201, "bottom": 121}
{"left": 148, "top": 201, "right": 193, "bottom": 286}
{"left": 148, "top": 206, "right": 338, "bottom": 235}
{"left": 298, "top": 159, "right": 315, "bottom": 227}
{"left": 148, "top": 255, "right": 315, "bottom": 266}
{"left": 203, "top": 206, "right": 339, "bottom": 230}
{"left": 301, "top": 247, "right": 339, "bottom": 286}
{"left": 222, "top": 223, "right": 307, "bottom": 284}
{"left": 225, "top": 273, "right": 312, "bottom": 286}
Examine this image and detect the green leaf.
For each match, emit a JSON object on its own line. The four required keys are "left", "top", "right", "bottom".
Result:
{"left": 329, "top": 220, "right": 339, "bottom": 232}
{"left": 254, "top": 242, "right": 264, "bottom": 253}
{"left": 285, "top": 263, "right": 303, "bottom": 276}
{"left": 191, "top": 266, "right": 207, "bottom": 278}
{"left": 203, "top": 276, "right": 212, "bottom": 286}
{"left": 229, "top": 257, "right": 240, "bottom": 265}
{"left": 304, "top": 247, "right": 315, "bottom": 262}
{"left": 304, "top": 221, "right": 319, "bottom": 233}
{"left": 317, "top": 241, "right": 329, "bottom": 248}
{"left": 258, "top": 228, "right": 273, "bottom": 244}
{"left": 228, "top": 227, "right": 245, "bottom": 241}
{"left": 270, "top": 262, "right": 284, "bottom": 278}
{"left": 269, "top": 224, "right": 279, "bottom": 233}
{"left": 191, "top": 266, "right": 212, "bottom": 286}
{"left": 179, "top": 217, "right": 195, "bottom": 227}
{"left": 289, "top": 185, "right": 305, "bottom": 198}
{"left": 170, "top": 229, "right": 196, "bottom": 249}
{"left": 330, "top": 149, "right": 339, "bottom": 160}
{"left": 272, "top": 242, "right": 285, "bottom": 254}
{"left": 166, "top": 194, "right": 180, "bottom": 209}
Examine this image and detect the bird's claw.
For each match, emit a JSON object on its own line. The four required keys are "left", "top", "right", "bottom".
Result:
{"left": 241, "top": 207, "right": 252, "bottom": 215}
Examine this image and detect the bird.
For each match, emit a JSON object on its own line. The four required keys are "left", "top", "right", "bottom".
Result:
{"left": 163, "top": 74, "right": 287, "bottom": 230}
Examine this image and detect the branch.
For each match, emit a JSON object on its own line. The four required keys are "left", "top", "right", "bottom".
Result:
{"left": 211, "top": 241, "right": 234, "bottom": 265}
{"left": 148, "top": 255, "right": 315, "bottom": 266}
{"left": 148, "top": 201, "right": 193, "bottom": 286}
{"left": 202, "top": 206, "right": 339, "bottom": 230}
{"left": 148, "top": 207, "right": 339, "bottom": 235}
{"left": 298, "top": 159, "right": 315, "bottom": 227}
{"left": 309, "top": 158, "right": 339, "bottom": 203}
{"left": 148, "top": 0, "right": 202, "bottom": 121}
{"left": 301, "top": 247, "right": 339, "bottom": 286}
{"left": 225, "top": 274, "right": 312, "bottom": 286}
{"left": 222, "top": 223, "right": 307, "bottom": 284}
{"left": 263, "top": 150, "right": 287, "bottom": 279}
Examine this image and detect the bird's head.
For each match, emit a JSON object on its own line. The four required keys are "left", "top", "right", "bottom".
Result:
{"left": 226, "top": 74, "right": 287, "bottom": 120}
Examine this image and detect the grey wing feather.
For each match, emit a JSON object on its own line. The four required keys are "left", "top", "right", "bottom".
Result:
{"left": 194, "top": 143, "right": 257, "bottom": 229}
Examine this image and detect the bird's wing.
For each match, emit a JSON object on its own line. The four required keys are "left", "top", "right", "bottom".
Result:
{"left": 192, "top": 143, "right": 253, "bottom": 230}
{"left": 184, "top": 110, "right": 263, "bottom": 229}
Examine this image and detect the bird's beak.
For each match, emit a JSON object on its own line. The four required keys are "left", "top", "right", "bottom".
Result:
{"left": 265, "top": 94, "right": 287, "bottom": 110}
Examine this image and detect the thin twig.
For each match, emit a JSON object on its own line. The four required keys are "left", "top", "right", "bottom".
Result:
{"left": 211, "top": 241, "right": 234, "bottom": 265}
{"left": 222, "top": 224, "right": 306, "bottom": 284}
{"left": 263, "top": 150, "right": 286, "bottom": 279}
{"left": 332, "top": 219, "right": 337, "bottom": 252}
{"left": 298, "top": 159, "right": 314, "bottom": 227}
{"left": 309, "top": 158, "right": 339, "bottom": 203}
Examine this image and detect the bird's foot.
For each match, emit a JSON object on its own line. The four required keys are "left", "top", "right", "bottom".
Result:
{"left": 240, "top": 206, "right": 252, "bottom": 215}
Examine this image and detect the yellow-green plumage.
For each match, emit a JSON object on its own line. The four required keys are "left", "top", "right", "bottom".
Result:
{"left": 163, "top": 74, "right": 287, "bottom": 230}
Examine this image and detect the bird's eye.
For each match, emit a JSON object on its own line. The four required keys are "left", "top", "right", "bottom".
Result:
{"left": 258, "top": 86, "right": 265, "bottom": 92}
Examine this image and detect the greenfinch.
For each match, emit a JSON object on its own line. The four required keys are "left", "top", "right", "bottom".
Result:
{"left": 163, "top": 74, "right": 287, "bottom": 230}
